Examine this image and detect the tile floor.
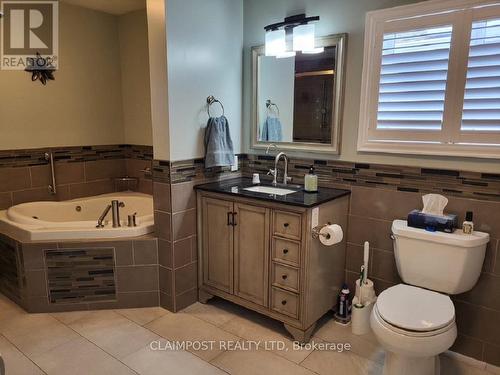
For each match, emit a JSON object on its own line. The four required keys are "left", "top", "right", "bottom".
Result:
{"left": 0, "top": 293, "right": 496, "bottom": 375}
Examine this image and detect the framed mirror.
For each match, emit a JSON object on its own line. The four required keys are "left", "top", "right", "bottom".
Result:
{"left": 251, "top": 33, "right": 347, "bottom": 154}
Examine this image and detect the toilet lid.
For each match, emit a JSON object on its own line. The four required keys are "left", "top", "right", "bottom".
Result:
{"left": 377, "top": 284, "right": 455, "bottom": 332}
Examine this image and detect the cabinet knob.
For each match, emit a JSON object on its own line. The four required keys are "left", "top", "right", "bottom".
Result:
{"left": 283, "top": 249, "right": 289, "bottom": 254}
{"left": 281, "top": 300, "right": 287, "bottom": 305}
{"left": 282, "top": 274, "right": 288, "bottom": 280}
{"left": 283, "top": 223, "right": 290, "bottom": 228}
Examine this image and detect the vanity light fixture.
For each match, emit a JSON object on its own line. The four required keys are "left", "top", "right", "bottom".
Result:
{"left": 264, "top": 14, "right": 321, "bottom": 57}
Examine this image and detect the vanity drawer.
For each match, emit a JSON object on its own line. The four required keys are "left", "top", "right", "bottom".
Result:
{"left": 272, "top": 263, "right": 299, "bottom": 292}
{"left": 272, "top": 238, "right": 300, "bottom": 266}
{"left": 271, "top": 287, "right": 299, "bottom": 319}
{"left": 273, "top": 211, "right": 301, "bottom": 240}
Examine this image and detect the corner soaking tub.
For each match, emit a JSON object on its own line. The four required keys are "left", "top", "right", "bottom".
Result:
{"left": 0, "top": 192, "right": 154, "bottom": 241}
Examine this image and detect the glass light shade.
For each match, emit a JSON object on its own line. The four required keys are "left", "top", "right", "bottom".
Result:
{"left": 265, "top": 29, "right": 286, "bottom": 56}
{"left": 293, "top": 23, "right": 315, "bottom": 52}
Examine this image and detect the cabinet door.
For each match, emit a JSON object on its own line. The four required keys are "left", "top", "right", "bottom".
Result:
{"left": 233, "top": 203, "right": 270, "bottom": 307}
{"left": 202, "top": 197, "right": 234, "bottom": 293}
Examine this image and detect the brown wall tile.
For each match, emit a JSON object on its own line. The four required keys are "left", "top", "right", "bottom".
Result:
{"left": 455, "top": 273, "right": 500, "bottom": 312}
{"left": 484, "top": 342, "right": 500, "bottom": 367}
{"left": 370, "top": 248, "right": 401, "bottom": 284}
{"left": 174, "top": 262, "right": 197, "bottom": 294}
{"left": 347, "top": 215, "right": 393, "bottom": 251}
{"left": 69, "top": 180, "right": 114, "bottom": 199}
{"left": 0, "top": 167, "right": 30, "bottom": 192}
{"left": 175, "top": 288, "right": 198, "bottom": 311}
{"left": 30, "top": 163, "right": 84, "bottom": 187}
{"left": 450, "top": 335, "right": 484, "bottom": 362}
{"left": 173, "top": 237, "right": 195, "bottom": 269}
{"left": 155, "top": 210, "right": 171, "bottom": 241}
{"left": 23, "top": 270, "right": 47, "bottom": 297}
{"left": 153, "top": 182, "right": 171, "bottom": 212}
{"left": 133, "top": 238, "right": 158, "bottom": 265}
{"left": 160, "top": 291, "right": 174, "bottom": 311}
{"left": 0, "top": 192, "right": 12, "bottom": 210}
{"left": 84, "top": 159, "right": 127, "bottom": 181}
{"left": 126, "top": 159, "right": 152, "bottom": 179}
{"left": 171, "top": 181, "right": 196, "bottom": 213}
{"left": 159, "top": 265, "right": 172, "bottom": 294}
{"left": 172, "top": 208, "right": 196, "bottom": 241}
{"left": 158, "top": 239, "right": 172, "bottom": 268}
{"left": 447, "top": 197, "right": 500, "bottom": 239}
{"left": 350, "top": 186, "right": 421, "bottom": 221}
{"left": 12, "top": 185, "right": 71, "bottom": 205}
{"left": 116, "top": 265, "right": 158, "bottom": 293}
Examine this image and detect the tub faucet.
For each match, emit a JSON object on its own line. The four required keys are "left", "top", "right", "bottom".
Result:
{"left": 96, "top": 204, "right": 112, "bottom": 228}
{"left": 111, "top": 200, "right": 124, "bottom": 228}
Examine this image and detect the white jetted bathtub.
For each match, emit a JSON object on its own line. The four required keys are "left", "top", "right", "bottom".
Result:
{"left": 0, "top": 192, "right": 154, "bottom": 241}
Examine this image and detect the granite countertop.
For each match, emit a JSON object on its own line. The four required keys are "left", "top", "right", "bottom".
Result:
{"left": 194, "top": 178, "right": 351, "bottom": 208}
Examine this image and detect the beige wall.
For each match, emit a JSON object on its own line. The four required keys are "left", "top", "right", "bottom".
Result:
{"left": 0, "top": 3, "right": 124, "bottom": 149}
{"left": 243, "top": 0, "right": 500, "bottom": 173}
{"left": 0, "top": 3, "right": 152, "bottom": 150}
{"left": 119, "top": 10, "right": 153, "bottom": 146}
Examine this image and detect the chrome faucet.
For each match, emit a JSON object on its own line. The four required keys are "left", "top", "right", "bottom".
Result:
{"left": 273, "top": 152, "right": 292, "bottom": 186}
{"left": 96, "top": 200, "right": 124, "bottom": 228}
{"left": 96, "top": 204, "right": 112, "bottom": 228}
{"left": 111, "top": 200, "right": 124, "bottom": 228}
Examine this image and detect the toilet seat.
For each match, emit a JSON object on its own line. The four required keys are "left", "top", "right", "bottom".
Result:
{"left": 376, "top": 284, "right": 455, "bottom": 334}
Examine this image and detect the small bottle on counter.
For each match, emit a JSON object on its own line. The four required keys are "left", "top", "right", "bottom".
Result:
{"left": 304, "top": 166, "right": 318, "bottom": 193}
{"left": 462, "top": 211, "right": 474, "bottom": 234}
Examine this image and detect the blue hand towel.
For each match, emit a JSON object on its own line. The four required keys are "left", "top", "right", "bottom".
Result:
{"left": 261, "top": 116, "right": 283, "bottom": 142}
{"left": 204, "top": 116, "right": 235, "bottom": 168}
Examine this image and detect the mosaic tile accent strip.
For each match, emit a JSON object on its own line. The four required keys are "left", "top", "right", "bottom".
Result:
{"left": 152, "top": 159, "right": 171, "bottom": 183}
{"left": 169, "top": 154, "right": 246, "bottom": 184}
{"left": 45, "top": 248, "right": 116, "bottom": 304}
{"left": 0, "top": 144, "right": 153, "bottom": 168}
{"left": 0, "top": 235, "right": 20, "bottom": 299}
{"left": 242, "top": 154, "right": 500, "bottom": 201}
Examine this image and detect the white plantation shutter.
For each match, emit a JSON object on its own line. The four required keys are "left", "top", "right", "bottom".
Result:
{"left": 460, "top": 18, "right": 500, "bottom": 142}
{"left": 377, "top": 26, "right": 452, "bottom": 133}
{"left": 358, "top": 1, "right": 500, "bottom": 158}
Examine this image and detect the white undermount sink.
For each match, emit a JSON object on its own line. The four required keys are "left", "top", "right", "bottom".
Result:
{"left": 244, "top": 185, "right": 298, "bottom": 196}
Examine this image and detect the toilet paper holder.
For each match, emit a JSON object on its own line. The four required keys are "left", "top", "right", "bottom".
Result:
{"left": 312, "top": 224, "right": 331, "bottom": 240}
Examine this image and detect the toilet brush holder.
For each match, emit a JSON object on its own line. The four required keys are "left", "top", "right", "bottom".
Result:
{"left": 351, "top": 297, "right": 374, "bottom": 335}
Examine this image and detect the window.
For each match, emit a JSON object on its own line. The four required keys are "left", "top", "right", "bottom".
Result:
{"left": 358, "top": 0, "right": 500, "bottom": 158}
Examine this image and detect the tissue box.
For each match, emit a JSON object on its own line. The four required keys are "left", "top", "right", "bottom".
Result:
{"left": 407, "top": 210, "right": 458, "bottom": 233}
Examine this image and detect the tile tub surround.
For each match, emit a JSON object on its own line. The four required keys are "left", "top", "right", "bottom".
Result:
{"left": 0, "top": 234, "right": 159, "bottom": 313}
{"left": 153, "top": 157, "right": 243, "bottom": 312}
{"left": 242, "top": 154, "right": 500, "bottom": 367}
{"left": 0, "top": 144, "right": 153, "bottom": 209}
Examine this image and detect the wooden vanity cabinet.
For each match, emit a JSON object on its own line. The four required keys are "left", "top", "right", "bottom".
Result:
{"left": 197, "top": 191, "right": 349, "bottom": 343}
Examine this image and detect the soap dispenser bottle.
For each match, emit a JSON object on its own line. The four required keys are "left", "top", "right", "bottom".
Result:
{"left": 462, "top": 211, "right": 474, "bottom": 234}
{"left": 304, "top": 166, "right": 318, "bottom": 193}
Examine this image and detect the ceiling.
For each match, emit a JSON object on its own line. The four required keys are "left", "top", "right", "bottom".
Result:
{"left": 61, "top": 0, "right": 146, "bottom": 15}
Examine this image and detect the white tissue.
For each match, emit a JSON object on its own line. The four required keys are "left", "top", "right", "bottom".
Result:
{"left": 421, "top": 194, "right": 448, "bottom": 216}
{"left": 319, "top": 224, "right": 343, "bottom": 246}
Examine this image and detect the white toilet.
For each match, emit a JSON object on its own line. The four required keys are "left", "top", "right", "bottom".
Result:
{"left": 370, "top": 220, "right": 490, "bottom": 375}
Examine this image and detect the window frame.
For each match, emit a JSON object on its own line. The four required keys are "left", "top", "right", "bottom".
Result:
{"left": 357, "top": 0, "right": 500, "bottom": 159}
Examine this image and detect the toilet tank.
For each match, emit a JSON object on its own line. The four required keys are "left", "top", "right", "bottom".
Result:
{"left": 392, "top": 220, "right": 489, "bottom": 294}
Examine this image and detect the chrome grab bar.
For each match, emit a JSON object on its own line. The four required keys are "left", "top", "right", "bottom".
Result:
{"left": 44, "top": 152, "right": 57, "bottom": 195}
{"left": 96, "top": 204, "right": 112, "bottom": 228}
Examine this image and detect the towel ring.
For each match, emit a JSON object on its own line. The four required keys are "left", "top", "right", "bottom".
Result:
{"left": 266, "top": 100, "right": 280, "bottom": 116}
{"left": 207, "top": 95, "right": 225, "bottom": 117}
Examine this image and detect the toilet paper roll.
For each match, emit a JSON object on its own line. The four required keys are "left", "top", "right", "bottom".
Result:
{"left": 319, "top": 224, "right": 343, "bottom": 246}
